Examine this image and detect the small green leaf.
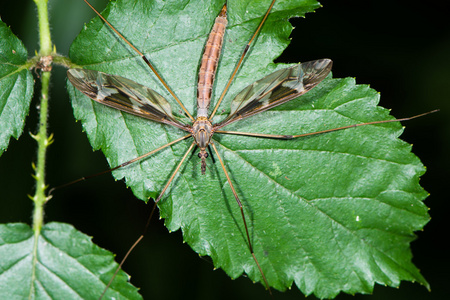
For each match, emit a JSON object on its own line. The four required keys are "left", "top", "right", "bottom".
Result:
{"left": 67, "top": 0, "right": 429, "bottom": 298}
{"left": 0, "top": 20, "right": 34, "bottom": 156}
{"left": 0, "top": 222, "right": 142, "bottom": 300}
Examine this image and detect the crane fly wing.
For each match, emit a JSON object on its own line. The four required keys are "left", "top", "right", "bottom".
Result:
{"left": 67, "top": 69, "right": 189, "bottom": 131}
{"left": 214, "top": 59, "right": 332, "bottom": 129}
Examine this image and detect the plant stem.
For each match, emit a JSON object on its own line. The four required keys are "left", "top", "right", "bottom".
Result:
{"left": 30, "top": 0, "right": 53, "bottom": 271}
{"left": 34, "top": 0, "right": 52, "bottom": 55}
{"left": 31, "top": 0, "right": 53, "bottom": 228}
{"left": 31, "top": 69, "right": 52, "bottom": 231}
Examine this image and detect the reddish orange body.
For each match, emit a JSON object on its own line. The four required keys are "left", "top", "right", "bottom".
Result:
{"left": 192, "top": 5, "right": 227, "bottom": 174}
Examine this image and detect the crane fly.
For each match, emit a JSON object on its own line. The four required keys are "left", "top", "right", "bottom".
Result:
{"left": 66, "top": 0, "right": 435, "bottom": 297}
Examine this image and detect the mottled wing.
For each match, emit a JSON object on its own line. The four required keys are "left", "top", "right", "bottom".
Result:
{"left": 214, "top": 59, "right": 332, "bottom": 129}
{"left": 67, "top": 69, "right": 188, "bottom": 131}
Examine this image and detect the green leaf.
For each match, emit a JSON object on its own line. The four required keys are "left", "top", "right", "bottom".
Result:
{"left": 0, "top": 222, "right": 142, "bottom": 300}
{"left": 67, "top": 0, "right": 429, "bottom": 298}
{"left": 0, "top": 20, "right": 34, "bottom": 156}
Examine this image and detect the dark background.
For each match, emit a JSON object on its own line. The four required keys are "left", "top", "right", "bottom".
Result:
{"left": 0, "top": 0, "right": 448, "bottom": 299}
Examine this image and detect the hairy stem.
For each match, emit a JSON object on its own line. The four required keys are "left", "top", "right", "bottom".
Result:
{"left": 34, "top": 0, "right": 52, "bottom": 55}
{"left": 29, "top": 0, "right": 53, "bottom": 294}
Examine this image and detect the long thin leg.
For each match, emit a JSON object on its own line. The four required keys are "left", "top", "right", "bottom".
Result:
{"left": 154, "top": 142, "right": 196, "bottom": 204}
{"left": 214, "top": 110, "right": 439, "bottom": 140}
{"left": 49, "top": 134, "right": 191, "bottom": 195}
{"left": 100, "top": 142, "right": 196, "bottom": 299}
{"left": 210, "top": 142, "right": 272, "bottom": 295}
{"left": 209, "top": 0, "right": 277, "bottom": 120}
{"left": 82, "top": 0, "right": 194, "bottom": 122}
{"left": 99, "top": 202, "right": 158, "bottom": 300}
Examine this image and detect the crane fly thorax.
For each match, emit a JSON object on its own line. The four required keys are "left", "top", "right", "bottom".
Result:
{"left": 192, "top": 116, "right": 213, "bottom": 175}
{"left": 192, "top": 116, "right": 213, "bottom": 148}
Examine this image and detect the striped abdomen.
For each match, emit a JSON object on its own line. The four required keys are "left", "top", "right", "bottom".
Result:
{"left": 196, "top": 4, "right": 227, "bottom": 118}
